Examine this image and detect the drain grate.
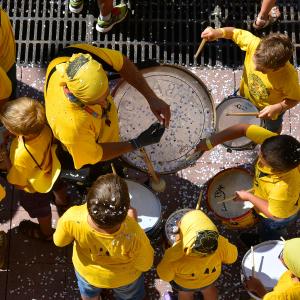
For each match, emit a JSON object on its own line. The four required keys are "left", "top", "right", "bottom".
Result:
{"left": 1, "top": 0, "right": 299, "bottom": 67}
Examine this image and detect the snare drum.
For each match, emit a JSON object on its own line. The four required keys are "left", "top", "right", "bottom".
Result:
{"left": 216, "top": 96, "right": 262, "bottom": 150}
{"left": 206, "top": 167, "right": 257, "bottom": 229}
{"left": 112, "top": 65, "right": 216, "bottom": 174}
{"left": 241, "top": 240, "right": 286, "bottom": 300}
{"left": 126, "top": 179, "right": 162, "bottom": 238}
{"left": 164, "top": 209, "right": 192, "bottom": 245}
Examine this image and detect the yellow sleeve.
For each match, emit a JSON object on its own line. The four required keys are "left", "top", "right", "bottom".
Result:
{"left": 0, "top": 185, "right": 6, "bottom": 201}
{"left": 232, "top": 29, "right": 261, "bottom": 52}
{"left": 53, "top": 211, "right": 75, "bottom": 247}
{"left": 64, "top": 128, "right": 104, "bottom": 170}
{"left": 132, "top": 227, "right": 154, "bottom": 272}
{"left": 70, "top": 44, "right": 124, "bottom": 72}
{"left": 281, "top": 68, "right": 300, "bottom": 102}
{"left": 0, "top": 66, "right": 12, "bottom": 100}
{"left": 7, "top": 165, "right": 31, "bottom": 188}
{"left": 263, "top": 291, "right": 291, "bottom": 300}
{"left": 218, "top": 236, "right": 238, "bottom": 264}
{"left": 246, "top": 125, "right": 278, "bottom": 145}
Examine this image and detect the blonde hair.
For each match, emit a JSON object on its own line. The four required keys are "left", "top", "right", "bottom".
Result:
{"left": 254, "top": 33, "right": 294, "bottom": 70}
{"left": 0, "top": 97, "right": 46, "bottom": 136}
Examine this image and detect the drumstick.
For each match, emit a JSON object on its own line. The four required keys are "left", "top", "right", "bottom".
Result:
{"left": 139, "top": 147, "right": 166, "bottom": 192}
{"left": 195, "top": 189, "right": 203, "bottom": 210}
{"left": 111, "top": 163, "right": 117, "bottom": 175}
{"left": 217, "top": 188, "right": 254, "bottom": 204}
{"left": 251, "top": 246, "right": 255, "bottom": 278}
{"left": 226, "top": 112, "right": 259, "bottom": 117}
{"left": 194, "top": 39, "right": 207, "bottom": 58}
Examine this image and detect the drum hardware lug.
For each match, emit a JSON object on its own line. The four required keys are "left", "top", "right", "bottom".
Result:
{"left": 226, "top": 148, "right": 232, "bottom": 153}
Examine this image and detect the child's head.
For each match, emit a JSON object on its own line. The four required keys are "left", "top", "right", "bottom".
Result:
{"left": 253, "top": 33, "right": 293, "bottom": 72}
{"left": 87, "top": 174, "right": 130, "bottom": 228}
{"left": 261, "top": 135, "right": 300, "bottom": 172}
{"left": 180, "top": 210, "right": 219, "bottom": 256}
{"left": 0, "top": 97, "right": 46, "bottom": 136}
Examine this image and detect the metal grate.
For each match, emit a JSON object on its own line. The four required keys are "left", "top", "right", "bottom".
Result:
{"left": 1, "top": 0, "right": 299, "bottom": 67}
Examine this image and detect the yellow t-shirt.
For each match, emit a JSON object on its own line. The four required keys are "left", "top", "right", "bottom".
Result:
{"left": 246, "top": 125, "right": 300, "bottom": 218}
{"left": 0, "top": 184, "right": 6, "bottom": 201}
{"left": 0, "top": 7, "right": 16, "bottom": 101}
{"left": 7, "top": 126, "right": 61, "bottom": 193}
{"left": 45, "top": 44, "right": 123, "bottom": 169}
{"left": 233, "top": 29, "right": 300, "bottom": 110}
{"left": 263, "top": 271, "right": 300, "bottom": 300}
{"left": 157, "top": 235, "right": 237, "bottom": 289}
{"left": 53, "top": 204, "right": 154, "bottom": 288}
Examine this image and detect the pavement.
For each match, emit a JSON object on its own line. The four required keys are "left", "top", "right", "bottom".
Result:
{"left": 0, "top": 65, "right": 300, "bottom": 300}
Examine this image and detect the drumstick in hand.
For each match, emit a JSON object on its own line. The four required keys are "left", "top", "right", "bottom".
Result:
{"left": 251, "top": 246, "right": 255, "bottom": 278}
{"left": 111, "top": 163, "right": 117, "bottom": 175}
{"left": 218, "top": 188, "right": 254, "bottom": 204}
{"left": 140, "top": 147, "right": 166, "bottom": 192}
{"left": 195, "top": 189, "right": 203, "bottom": 210}
{"left": 194, "top": 39, "right": 207, "bottom": 58}
{"left": 226, "top": 112, "right": 259, "bottom": 117}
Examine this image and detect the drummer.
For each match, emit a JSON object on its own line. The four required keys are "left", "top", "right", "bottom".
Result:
{"left": 200, "top": 27, "right": 300, "bottom": 133}
{"left": 195, "top": 124, "right": 300, "bottom": 246}
{"left": 245, "top": 238, "right": 300, "bottom": 299}
{"left": 44, "top": 44, "right": 170, "bottom": 177}
{"left": 157, "top": 210, "right": 237, "bottom": 300}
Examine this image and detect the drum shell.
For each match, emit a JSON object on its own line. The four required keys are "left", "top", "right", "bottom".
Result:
{"left": 112, "top": 64, "right": 216, "bottom": 174}
{"left": 216, "top": 96, "right": 262, "bottom": 151}
{"left": 126, "top": 179, "right": 162, "bottom": 239}
{"left": 206, "top": 167, "right": 258, "bottom": 230}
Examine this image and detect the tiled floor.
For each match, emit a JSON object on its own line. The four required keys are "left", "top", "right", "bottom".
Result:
{"left": 0, "top": 66, "right": 300, "bottom": 299}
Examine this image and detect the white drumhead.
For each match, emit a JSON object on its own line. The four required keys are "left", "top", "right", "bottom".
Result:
{"left": 165, "top": 209, "right": 192, "bottom": 245}
{"left": 126, "top": 180, "right": 161, "bottom": 232}
{"left": 113, "top": 65, "right": 216, "bottom": 174}
{"left": 242, "top": 240, "right": 286, "bottom": 296}
{"left": 207, "top": 168, "right": 253, "bottom": 219}
{"left": 216, "top": 97, "right": 261, "bottom": 148}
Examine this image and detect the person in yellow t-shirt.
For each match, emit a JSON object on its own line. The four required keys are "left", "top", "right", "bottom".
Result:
{"left": 200, "top": 27, "right": 300, "bottom": 133}
{"left": 245, "top": 238, "right": 300, "bottom": 300}
{"left": 195, "top": 124, "right": 300, "bottom": 246}
{"left": 157, "top": 210, "right": 237, "bottom": 300}
{"left": 0, "top": 97, "right": 68, "bottom": 241}
{"left": 54, "top": 174, "right": 154, "bottom": 300}
{"left": 0, "top": 7, "right": 16, "bottom": 102}
{"left": 44, "top": 45, "right": 170, "bottom": 178}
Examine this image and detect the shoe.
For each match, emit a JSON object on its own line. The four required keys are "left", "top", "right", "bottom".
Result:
{"left": 239, "top": 232, "right": 261, "bottom": 248}
{"left": 69, "top": 0, "right": 83, "bottom": 14}
{"left": 253, "top": 6, "right": 280, "bottom": 30}
{"left": 96, "top": 4, "right": 128, "bottom": 33}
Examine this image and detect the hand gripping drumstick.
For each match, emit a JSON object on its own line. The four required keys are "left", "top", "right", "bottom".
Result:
{"left": 226, "top": 112, "right": 259, "bottom": 117}
{"left": 217, "top": 188, "right": 254, "bottom": 204}
{"left": 194, "top": 39, "right": 207, "bottom": 59}
{"left": 139, "top": 147, "right": 166, "bottom": 192}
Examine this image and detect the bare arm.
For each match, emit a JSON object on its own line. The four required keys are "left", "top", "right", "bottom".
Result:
{"left": 99, "top": 141, "right": 134, "bottom": 161}
{"left": 258, "top": 0, "right": 277, "bottom": 20}
{"left": 259, "top": 99, "right": 299, "bottom": 119}
{"left": 195, "top": 124, "right": 250, "bottom": 152}
{"left": 118, "top": 56, "right": 171, "bottom": 127}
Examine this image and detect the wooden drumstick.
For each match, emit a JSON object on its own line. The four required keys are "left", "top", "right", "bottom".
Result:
{"left": 217, "top": 188, "right": 254, "bottom": 204}
{"left": 194, "top": 39, "right": 207, "bottom": 58}
{"left": 226, "top": 112, "right": 259, "bottom": 117}
{"left": 111, "top": 163, "right": 117, "bottom": 175}
{"left": 195, "top": 189, "right": 203, "bottom": 210}
{"left": 139, "top": 147, "right": 166, "bottom": 192}
{"left": 251, "top": 246, "right": 255, "bottom": 278}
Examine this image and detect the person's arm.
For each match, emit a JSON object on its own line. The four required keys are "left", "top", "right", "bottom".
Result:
{"left": 201, "top": 27, "right": 235, "bottom": 41}
{"left": 53, "top": 217, "right": 74, "bottom": 247}
{"left": 245, "top": 277, "right": 268, "bottom": 298}
{"left": 118, "top": 56, "right": 171, "bottom": 127}
{"left": 195, "top": 124, "right": 250, "bottom": 152}
{"left": 99, "top": 142, "right": 134, "bottom": 161}
{"left": 258, "top": 0, "right": 277, "bottom": 21}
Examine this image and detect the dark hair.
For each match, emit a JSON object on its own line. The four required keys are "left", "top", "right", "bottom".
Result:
{"left": 87, "top": 174, "right": 130, "bottom": 228}
{"left": 261, "top": 135, "right": 300, "bottom": 172}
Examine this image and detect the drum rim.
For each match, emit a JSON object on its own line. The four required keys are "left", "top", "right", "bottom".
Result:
{"left": 125, "top": 179, "right": 162, "bottom": 232}
{"left": 164, "top": 208, "right": 192, "bottom": 244}
{"left": 111, "top": 64, "right": 217, "bottom": 174}
{"left": 241, "top": 240, "right": 284, "bottom": 298}
{"left": 206, "top": 167, "right": 254, "bottom": 222}
{"left": 216, "top": 96, "right": 261, "bottom": 150}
